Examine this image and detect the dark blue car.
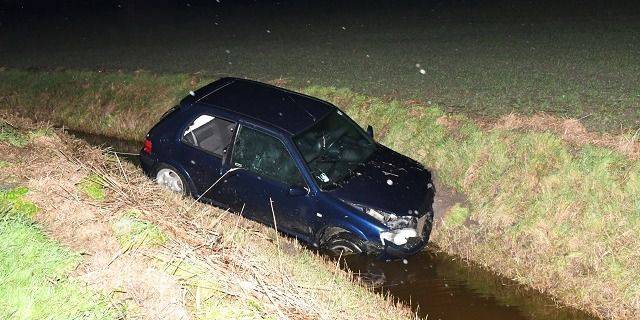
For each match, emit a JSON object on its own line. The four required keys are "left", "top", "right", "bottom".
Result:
{"left": 140, "top": 78, "right": 435, "bottom": 258}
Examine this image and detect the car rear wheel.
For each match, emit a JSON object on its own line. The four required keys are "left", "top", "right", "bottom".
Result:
{"left": 155, "top": 164, "right": 189, "bottom": 196}
{"left": 322, "top": 232, "right": 365, "bottom": 256}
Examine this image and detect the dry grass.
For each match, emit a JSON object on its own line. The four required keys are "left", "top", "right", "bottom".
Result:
{"left": 0, "top": 114, "right": 418, "bottom": 320}
{"left": 481, "top": 113, "right": 640, "bottom": 159}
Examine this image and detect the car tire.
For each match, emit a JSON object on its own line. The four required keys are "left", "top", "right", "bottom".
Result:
{"left": 155, "top": 163, "right": 190, "bottom": 196}
{"left": 322, "top": 232, "right": 366, "bottom": 256}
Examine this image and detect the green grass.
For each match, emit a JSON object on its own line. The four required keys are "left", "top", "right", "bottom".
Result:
{"left": 0, "top": 187, "right": 118, "bottom": 320}
{"left": 1, "top": 186, "right": 39, "bottom": 219}
{"left": 78, "top": 173, "right": 107, "bottom": 201}
{"left": 0, "top": 122, "right": 53, "bottom": 147}
{"left": 112, "top": 210, "right": 167, "bottom": 248}
{"left": 0, "top": 122, "right": 29, "bottom": 147}
{"left": 444, "top": 204, "right": 470, "bottom": 228}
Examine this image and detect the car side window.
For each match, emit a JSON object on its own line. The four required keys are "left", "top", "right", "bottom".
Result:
{"left": 182, "top": 114, "right": 235, "bottom": 157}
{"left": 232, "top": 126, "right": 305, "bottom": 186}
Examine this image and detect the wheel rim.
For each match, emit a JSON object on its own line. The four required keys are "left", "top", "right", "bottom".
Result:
{"left": 156, "top": 168, "right": 184, "bottom": 193}
{"left": 329, "top": 243, "right": 362, "bottom": 255}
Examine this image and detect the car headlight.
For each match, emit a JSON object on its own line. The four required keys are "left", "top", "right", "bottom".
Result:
{"left": 346, "top": 202, "right": 419, "bottom": 245}
{"left": 380, "top": 228, "right": 418, "bottom": 246}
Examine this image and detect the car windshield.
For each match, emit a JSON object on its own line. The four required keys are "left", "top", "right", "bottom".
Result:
{"left": 293, "top": 110, "right": 375, "bottom": 189}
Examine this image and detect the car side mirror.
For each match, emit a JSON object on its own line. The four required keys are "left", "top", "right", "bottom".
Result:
{"left": 288, "top": 185, "right": 308, "bottom": 197}
{"left": 366, "top": 125, "right": 374, "bottom": 138}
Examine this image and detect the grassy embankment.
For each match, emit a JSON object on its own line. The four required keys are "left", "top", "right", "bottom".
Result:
{"left": 0, "top": 127, "right": 118, "bottom": 319}
{"left": 0, "top": 106, "right": 416, "bottom": 319}
{"left": 1, "top": 69, "right": 639, "bottom": 319}
{"left": 0, "top": 189, "right": 118, "bottom": 320}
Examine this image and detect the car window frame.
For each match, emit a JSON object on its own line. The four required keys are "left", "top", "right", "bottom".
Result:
{"left": 230, "top": 124, "right": 308, "bottom": 188}
{"left": 179, "top": 113, "right": 237, "bottom": 159}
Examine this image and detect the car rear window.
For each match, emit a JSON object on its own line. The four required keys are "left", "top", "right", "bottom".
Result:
{"left": 182, "top": 114, "right": 235, "bottom": 157}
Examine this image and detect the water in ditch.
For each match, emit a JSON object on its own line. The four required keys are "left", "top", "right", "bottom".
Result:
{"left": 68, "top": 130, "right": 597, "bottom": 320}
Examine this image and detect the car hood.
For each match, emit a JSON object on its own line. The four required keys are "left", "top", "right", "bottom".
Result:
{"left": 327, "top": 145, "right": 434, "bottom": 217}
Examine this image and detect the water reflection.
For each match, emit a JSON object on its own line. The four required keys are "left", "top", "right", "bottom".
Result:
{"left": 342, "top": 249, "right": 596, "bottom": 320}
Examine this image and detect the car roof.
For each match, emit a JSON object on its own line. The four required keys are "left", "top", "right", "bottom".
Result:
{"left": 193, "top": 77, "right": 334, "bottom": 135}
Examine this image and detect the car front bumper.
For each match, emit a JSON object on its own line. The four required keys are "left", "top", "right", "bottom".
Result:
{"left": 382, "top": 220, "right": 432, "bottom": 258}
{"left": 369, "top": 213, "right": 433, "bottom": 259}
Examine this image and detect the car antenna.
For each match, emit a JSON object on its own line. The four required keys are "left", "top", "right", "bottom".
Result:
{"left": 287, "top": 95, "right": 316, "bottom": 121}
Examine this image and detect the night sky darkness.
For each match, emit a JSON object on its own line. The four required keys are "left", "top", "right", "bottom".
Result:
{"left": 2, "top": 0, "right": 639, "bottom": 31}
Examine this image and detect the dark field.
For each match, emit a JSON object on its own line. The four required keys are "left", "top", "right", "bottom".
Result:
{"left": 1, "top": 0, "right": 639, "bottom": 132}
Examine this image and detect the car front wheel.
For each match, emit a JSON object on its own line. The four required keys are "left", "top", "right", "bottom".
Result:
{"left": 322, "top": 232, "right": 366, "bottom": 256}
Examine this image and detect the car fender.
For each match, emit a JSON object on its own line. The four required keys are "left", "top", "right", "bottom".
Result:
{"left": 315, "top": 220, "right": 370, "bottom": 245}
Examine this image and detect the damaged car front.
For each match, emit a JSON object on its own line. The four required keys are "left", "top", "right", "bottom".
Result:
{"left": 294, "top": 109, "right": 435, "bottom": 258}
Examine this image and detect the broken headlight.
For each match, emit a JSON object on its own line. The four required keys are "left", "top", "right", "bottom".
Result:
{"left": 347, "top": 202, "right": 417, "bottom": 228}
{"left": 346, "top": 202, "right": 419, "bottom": 245}
{"left": 380, "top": 228, "right": 418, "bottom": 246}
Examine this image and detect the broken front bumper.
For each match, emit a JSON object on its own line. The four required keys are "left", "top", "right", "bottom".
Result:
{"left": 377, "top": 213, "right": 433, "bottom": 259}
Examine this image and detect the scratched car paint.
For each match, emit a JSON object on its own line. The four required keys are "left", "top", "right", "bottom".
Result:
{"left": 140, "top": 78, "right": 435, "bottom": 258}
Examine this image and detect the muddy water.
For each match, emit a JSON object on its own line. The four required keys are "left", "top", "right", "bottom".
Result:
{"left": 342, "top": 250, "right": 595, "bottom": 320}
{"left": 70, "top": 130, "right": 597, "bottom": 320}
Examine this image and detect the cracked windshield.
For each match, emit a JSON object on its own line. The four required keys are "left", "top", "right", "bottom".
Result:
{"left": 294, "top": 110, "right": 375, "bottom": 189}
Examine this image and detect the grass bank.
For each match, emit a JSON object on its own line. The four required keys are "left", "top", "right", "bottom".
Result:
{"left": 1, "top": 69, "right": 639, "bottom": 319}
{"left": 0, "top": 114, "right": 417, "bottom": 319}
{"left": 0, "top": 187, "right": 118, "bottom": 319}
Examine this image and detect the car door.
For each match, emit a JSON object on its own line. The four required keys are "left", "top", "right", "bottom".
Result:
{"left": 178, "top": 113, "right": 236, "bottom": 202}
{"left": 213, "top": 124, "right": 316, "bottom": 240}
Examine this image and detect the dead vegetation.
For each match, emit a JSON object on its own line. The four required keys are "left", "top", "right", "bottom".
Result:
{"left": 479, "top": 113, "right": 640, "bottom": 159}
{"left": 0, "top": 114, "right": 418, "bottom": 320}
